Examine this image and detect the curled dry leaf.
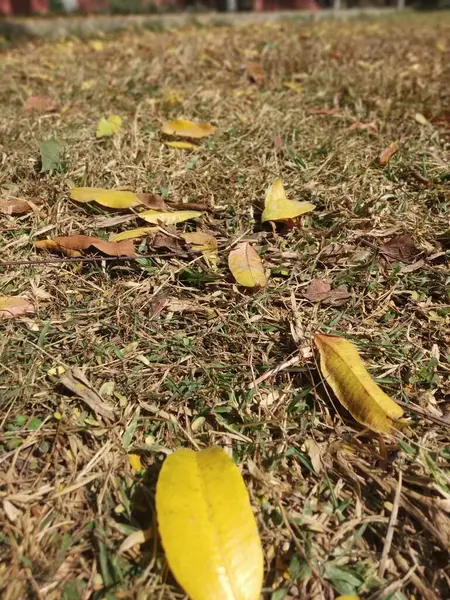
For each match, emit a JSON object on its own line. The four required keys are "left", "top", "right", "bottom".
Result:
{"left": 156, "top": 447, "right": 264, "bottom": 600}
{"left": 139, "top": 209, "right": 202, "bottom": 225}
{"left": 0, "top": 196, "right": 43, "bottom": 215}
{"left": 0, "top": 296, "right": 35, "bottom": 320}
{"left": 228, "top": 242, "right": 266, "bottom": 288}
{"left": 161, "top": 119, "right": 216, "bottom": 139}
{"left": 58, "top": 367, "right": 116, "bottom": 421}
{"left": 379, "top": 140, "right": 399, "bottom": 165}
{"left": 165, "top": 141, "right": 200, "bottom": 151}
{"left": 314, "top": 333, "right": 405, "bottom": 434}
{"left": 24, "top": 96, "right": 58, "bottom": 113}
{"left": 35, "top": 235, "right": 135, "bottom": 257}
{"left": 379, "top": 234, "right": 419, "bottom": 263}
{"left": 261, "top": 177, "right": 315, "bottom": 224}
{"left": 303, "top": 279, "right": 351, "bottom": 306}
{"left": 96, "top": 115, "right": 122, "bottom": 138}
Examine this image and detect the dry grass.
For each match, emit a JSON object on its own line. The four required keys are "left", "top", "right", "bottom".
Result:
{"left": 1, "top": 12, "right": 450, "bottom": 600}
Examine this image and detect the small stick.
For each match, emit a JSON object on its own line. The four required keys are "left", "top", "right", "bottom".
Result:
{"left": 248, "top": 355, "right": 301, "bottom": 389}
{"left": 378, "top": 469, "right": 402, "bottom": 578}
{"left": 0, "top": 253, "right": 175, "bottom": 267}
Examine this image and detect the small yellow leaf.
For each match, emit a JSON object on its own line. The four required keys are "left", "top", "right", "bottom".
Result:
{"left": 88, "top": 40, "right": 104, "bottom": 52}
{"left": 96, "top": 115, "right": 122, "bottom": 138}
{"left": 0, "top": 296, "right": 35, "bottom": 320}
{"left": 110, "top": 227, "right": 158, "bottom": 242}
{"left": 162, "top": 119, "right": 216, "bottom": 139}
{"left": 182, "top": 232, "right": 219, "bottom": 267}
{"left": 261, "top": 177, "right": 315, "bottom": 223}
{"left": 139, "top": 210, "right": 202, "bottom": 225}
{"left": 128, "top": 454, "right": 143, "bottom": 474}
{"left": 165, "top": 141, "right": 200, "bottom": 151}
{"left": 336, "top": 596, "right": 360, "bottom": 600}
{"left": 228, "top": 242, "right": 267, "bottom": 288}
{"left": 70, "top": 188, "right": 138, "bottom": 209}
{"left": 81, "top": 79, "right": 96, "bottom": 91}
{"left": 156, "top": 447, "right": 264, "bottom": 600}
{"left": 47, "top": 366, "right": 66, "bottom": 376}
{"left": 313, "top": 333, "right": 405, "bottom": 434}
{"left": 379, "top": 140, "right": 399, "bottom": 166}
{"left": 283, "top": 81, "right": 303, "bottom": 94}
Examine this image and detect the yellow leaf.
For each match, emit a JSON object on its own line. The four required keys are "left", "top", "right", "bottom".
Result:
{"left": 162, "top": 119, "right": 216, "bottom": 139}
{"left": 88, "top": 40, "right": 104, "bottom": 52}
{"left": 336, "top": 596, "right": 360, "bottom": 600}
{"left": 110, "top": 227, "right": 158, "bottom": 242}
{"left": 228, "top": 242, "right": 267, "bottom": 288}
{"left": 313, "top": 333, "right": 404, "bottom": 434}
{"left": 182, "top": 232, "right": 219, "bottom": 267}
{"left": 81, "top": 79, "right": 96, "bottom": 91}
{"left": 379, "top": 140, "right": 399, "bottom": 166}
{"left": 165, "top": 141, "right": 200, "bottom": 151}
{"left": 283, "top": 81, "right": 303, "bottom": 94}
{"left": 128, "top": 454, "right": 143, "bottom": 474}
{"left": 156, "top": 447, "right": 264, "bottom": 600}
{"left": 0, "top": 296, "right": 35, "bottom": 320}
{"left": 96, "top": 115, "right": 122, "bottom": 138}
{"left": 70, "top": 188, "right": 138, "bottom": 209}
{"left": 261, "top": 177, "right": 315, "bottom": 223}
{"left": 139, "top": 209, "right": 202, "bottom": 225}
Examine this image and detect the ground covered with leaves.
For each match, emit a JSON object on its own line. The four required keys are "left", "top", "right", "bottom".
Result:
{"left": 1, "top": 12, "right": 450, "bottom": 600}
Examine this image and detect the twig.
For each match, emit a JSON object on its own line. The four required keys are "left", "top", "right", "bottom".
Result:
{"left": 0, "top": 253, "right": 175, "bottom": 267}
{"left": 379, "top": 469, "right": 402, "bottom": 578}
{"left": 248, "top": 355, "right": 301, "bottom": 389}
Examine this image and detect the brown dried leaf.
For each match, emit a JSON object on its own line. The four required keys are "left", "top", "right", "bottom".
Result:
{"left": 379, "top": 140, "right": 399, "bottom": 166}
{"left": 247, "top": 62, "right": 265, "bottom": 85}
{"left": 303, "top": 279, "right": 351, "bottom": 306}
{"left": 136, "top": 193, "right": 168, "bottom": 211}
{"left": 35, "top": 235, "right": 135, "bottom": 257}
{"left": 58, "top": 367, "right": 116, "bottom": 421}
{"left": 150, "top": 229, "right": 187, "bottom": 255}
{"left": 24, "top": 96, "right": 58, "bottom": 113}
{"left": 347, "top": 121, "right": 377, "bottom": 133}
{"left": 379, "top": 234, "right": 419, "bottom": 263}
{"left": 0, "top": 196, "right": 43, "bottom": 215}
{"left": 0, "top": 296, "right": 35, "bottom": 320}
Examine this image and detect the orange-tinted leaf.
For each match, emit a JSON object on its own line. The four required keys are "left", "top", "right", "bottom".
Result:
{"left": 24, "top": 96, "right": 57, "bottom": 113}
{"left": 162, "top": 120, "right": 216, "bottom": 139}
{"left": 379, "top": 140, "right": 399, "bottom": 166}
{"left": 35, "top": 235, "right": 135, "bottom": 257}
{"left": 228, "top": 242, "right": 266, "bottom": 288}
{"left": 247, "top": 62, "right": 265, "bottom": 85}
{"left": 0, "top": 196, "right": 43, "bottom": 215}
{"left": 0, "top": 296, "right": 35, "bottom": 320}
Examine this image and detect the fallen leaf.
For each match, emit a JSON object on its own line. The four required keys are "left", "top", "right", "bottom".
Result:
{"left": 24, "top": 96, "right": 57, "bottom": 113}
{"left": 119, "top": 528, "right": 152, "bottom": 555}
{"left": 0, "top": 296, "right": 35, "bottom": 320}
{"left": 304, "top": 438, "right": 322, "bottom": 474}
{"left": 379, "top": 140, "right": 399, "bottom": 166}
{"left": 58, "top": 367, "right": 116, "bottom": 421}
{"left": 273, "top": 135, "right": 283, "bottom": 151}
{"left": 70, "top": 188, "right": 140, "bottom": 209}
{"left": 247, "top": 61, "right": 265, "bottom": 85}
{"left": 303, "top": 279, "right": 351, "bottom": 306}
{"left": 40, "top": 138, "right": 64, "bottom": 172}
{"left": 228, "top": 242, "right": 266, "bottom": 288}
{"left": 283, "top": 81, "right": 303, "bottom": 94}
{"left": 379, "top": 234, "right": 419, "bottom": 263}
{"left": 162, "top": 119, "right": 216, "bottom": 139}
{"left": 35, "top": 235, "right": 135, "bottom": 257}
{"left": 347, "top": 121, "right": 377, "bottom": 133}
{"left": 139, "top": 209, "right": 202, "bottom": 225}
{"left": 156, "top": 447, "right": 264, "bottom": 600}
{"left": 261, "top": 177, "right": 315, "bottom": 223}
{"left": 88, "top": 39, "right": 104, "bottom": 52}
{"left": 182, "top": 232, "right": 219, "bottom": 266}
{"left": 136, "top": 193, "right": 169, "bottom": 211}
{"left": 128, "top": 453, "right": 143, "bottom": 473}
{"left": 166, "top": 141, "right": 201, "bottom": 151}
{"left": 96, "top": 115, "right": 122, "bottom": 138}
{"left": 110, "top": 227, "right": 158, "bottom": 242}
{"left": 336, "top": 596, "right": 360, "bottom": 600}
{"left": 414, "top": 112, "right": 428, "bottom": 126}
{"left": 150, "top": 230, "right": 187, "bottom": 255}
{"left": 314, "top": 333, "right": 405, "bottom": 434}
{"left": 0, "top": 196, "right": 43, "bottom": 215}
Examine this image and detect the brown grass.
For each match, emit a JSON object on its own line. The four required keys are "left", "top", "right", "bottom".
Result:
{"left": 1, "top": 12, "right": 450, "bottom": 600}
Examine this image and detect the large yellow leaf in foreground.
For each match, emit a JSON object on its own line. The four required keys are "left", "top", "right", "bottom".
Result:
{"left": 156, "top": 447, "right": 263, "bottom": 600}
{"left": 139, "top": 209, "right": 202, "bottom": 225}
{"left": 70, "top": 188, "right": 139, "bottom": 209}
{"left": 314, "top": 333, "right": 404, "bottom": 434}
{"left": 261, "top": 177, "right": 315, "bottom": 223}
{"left": 228, "top": 242, "right": 267, "bottom": 288}
{"left": 162, "top": 119, "right": 216, "bottom": 139}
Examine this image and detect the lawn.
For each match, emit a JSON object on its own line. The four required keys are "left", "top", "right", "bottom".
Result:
{"left": 0, "top": 12, "right": 449, "bottom": 600}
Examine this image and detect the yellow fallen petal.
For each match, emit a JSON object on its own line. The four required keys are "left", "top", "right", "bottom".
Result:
{"left": 261, "top": 177, "right": 315, "bottom": 223}
{"left": 156, "top": 447, "right": 264, "bottom": 600}
{"left": 139, "top": 210, "right": 202, "bottom": 225}
{"left": 162, "top": 119, "right": 216, "bottom": 139}
{"left": 166, "top": 141, "right": 201, "bottom": 151}
{"left": 314, "top": 333, "right": 404, "bottom": 434}
{"left": 228, "top": 242, "right": 267, "bottom": 288}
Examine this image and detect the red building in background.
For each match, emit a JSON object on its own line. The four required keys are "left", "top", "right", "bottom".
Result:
{"left": 0, "top": 0, "right": 318, "bottom": 14}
